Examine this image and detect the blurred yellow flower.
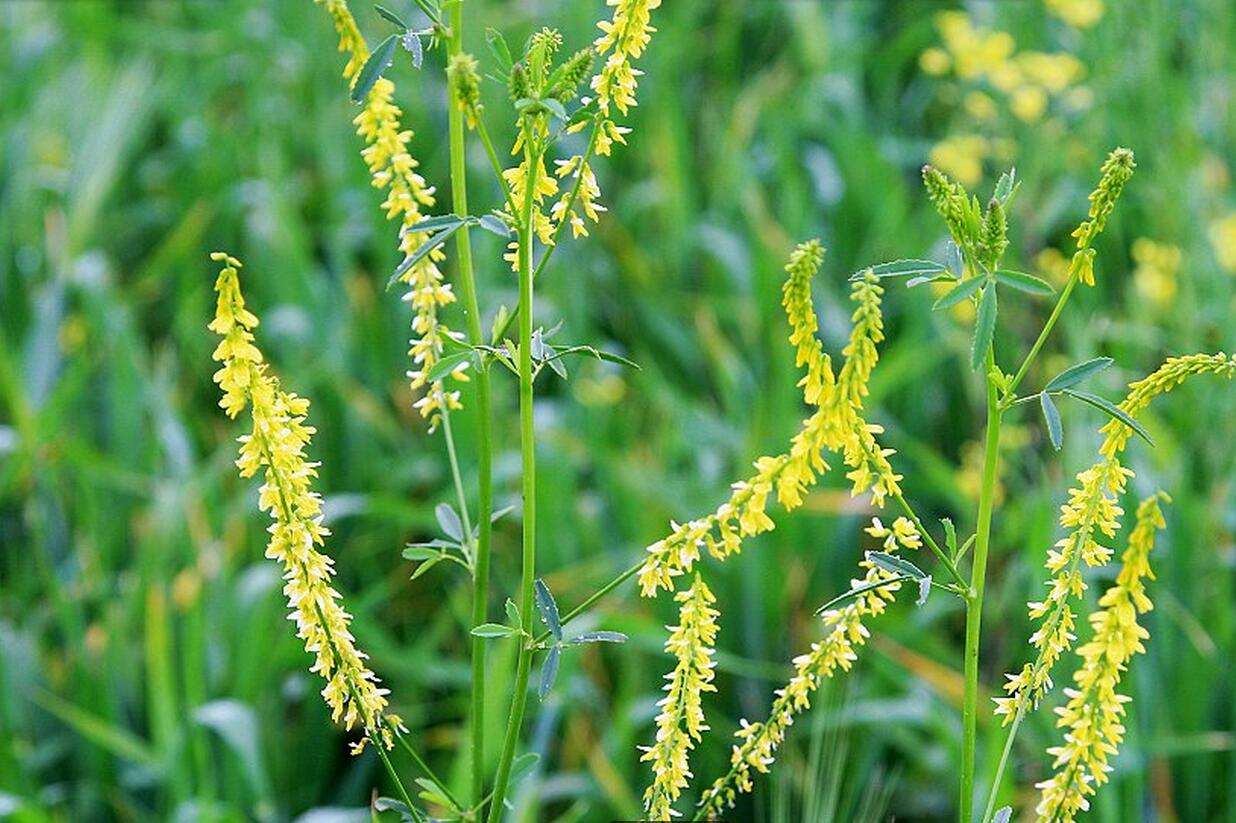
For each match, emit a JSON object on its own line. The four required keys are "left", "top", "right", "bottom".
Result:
{"left": 1010, "top": 85, "right": 1049, "bottom": 122}
{"left": 1036, "top": 247, "right": 1072, "bottom": 284}
{"left": 1131, "top": 238, "right": 1181, "bottom": 308}
{"left": 1045, "top": 0, "right": 1105, "bottom": 29}
{"left": 929, "top": 134, "right": 988, "bottom": 187}
{"left": 964, "top": 91, "right": 999, "bottom": 123}
{"left": 920, "top": 47, "right": 951, "bottom": 75}
{"left": 1208, "top": 212, "right": 1236, "bottom": 272}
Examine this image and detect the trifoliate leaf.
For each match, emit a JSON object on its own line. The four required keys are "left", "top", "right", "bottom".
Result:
{"left": 1044, "top": 357, "right": 1113, "bottom": 392}
{"left": 932, "top": 275, "right": 985, "bottom": 310}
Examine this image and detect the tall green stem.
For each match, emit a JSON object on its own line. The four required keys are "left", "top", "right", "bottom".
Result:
{"left": 443, "top": 5, "right": 495, "bottom": 805}
{"left": 1002, "top": 264, "right": 1080, "bottom": 403}
{"left": 486, "top": 131, "right": 542, "bottom": 823}
{"left": 961, "top": 347, "right": 1002, "bottom": 822}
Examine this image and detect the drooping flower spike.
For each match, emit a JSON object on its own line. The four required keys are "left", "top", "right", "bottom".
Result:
{"left": 210, "top": 253, "right": 405, "bottom": 753}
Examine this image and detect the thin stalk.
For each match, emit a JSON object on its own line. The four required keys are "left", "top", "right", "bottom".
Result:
{"left": 473, "top": 116, "right": 516, "bottom": 215}
{"left": 891, "top": 489, "right": 967, "bottom": 589}
{"left": 444, "top": 5, "right": 497, "bottom": 805}
{"left": 439, "top": 407, "right": 475, "bottom": 560}
{"left": 980, "top": 702, "right": 1025, "bottom": 823}
{"left": 960, "top": 347, "right": 1003, "bottom": 822}
{"left": 486, "top": 130, "right": 542, "bottom": 823}
{"left": 1002, "top": 261, "right": 1080, "bottom": 404}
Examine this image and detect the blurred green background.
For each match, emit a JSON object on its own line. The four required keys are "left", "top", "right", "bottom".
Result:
{"left": 2, "top": 0, "right": 1235, "bottom": 820}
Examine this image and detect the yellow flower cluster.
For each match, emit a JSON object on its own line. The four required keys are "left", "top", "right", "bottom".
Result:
{"left": 696, "top": 522, "right": 916, "bottom": 816}
{"left": 209, "top": 253, "right": 404, "bottom": 752}
{"left": 548, "top": 0, "right": 660, "bottom": 242}
{"left": 995, "top": 354, "right": 1235, "bottom": 723}
{"left": 1071, "top": 147, "right": 1135, "bottom": 256}
{"left": 637, "top": 247, "right": 902, "bottom": 597}
{"left": 640, "top": 575, "right": 720, "bottom": 820}
{"left": 1208, "top": 211, "right": 1236, "bottom": 272}
{"left": 1033, "top": 493, "right": 1165, "bottom": 823}
{"left": 1044, "top": 0, "right": 1105, "bottom": 29}
{"left": 1131, "top": 238, "right": 1182, "bottom": 308}
{"left": 317, "top": 0, "right": 463, "bottom": 431}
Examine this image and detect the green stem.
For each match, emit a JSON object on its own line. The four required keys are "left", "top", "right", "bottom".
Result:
{"left": 1002, "top": 263, "right": 1080, "bottom": 404}
{"left": 439, "top": 407, "right": 475, "bottom": 559}
{"left": 443, "top": 7, "right": 496, "bottom": 805}
{"left": 486, "top": 129, "right": 542, "bottom": 823}
{"left": 980, "top": 702, "right": 1025, "bottom": 823}
{"left": 960, "top": 347, "right": 1002, "bottom": 822}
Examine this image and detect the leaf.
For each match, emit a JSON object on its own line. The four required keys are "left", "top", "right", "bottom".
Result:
{"left": 373, "top": 795, "right": 420, "bottom": 823}
{"left": 906, "top": 273, "right": 953, "bottom": 288}
{"left": 993, "top": 807, "right": 1013, "bottom": 823}
{"left": 423, "top": 350, "right": 473, "bottom": 384}
{"left": 567, "top": 631, "right": 628, "bottom": 644}
{"left": 413, "top": 777, "right": 460, "bottom": 814}
{"left": 505, "top": 598, "right": 521, "bottom": 629}
{"left": 941, "top": 517, "right": 957, "bottom": 559}
{"left": 435, "top": 503, "right": 463, "bottom": 541}
{"left": 945, "top": 241, "right": 965, "bottom": 278}
{"left": 401, "top": 30, "right": 423, "bottom": 69}
{"left": 995, "top": 269, "right": 1054, "bottom": 296}
{"left": 538, "top": 645, "right": 560, "bottom": 701}
{"left": 490, "top": 305, "right": 511, "bottom": 345}
{"left": 1044, "top": 356, "right": 1113, "bottom": 392}
{"left": 856, "top": 259, "right": 947, "bottom": 281}
{"left": 970, "top": 283, "right": 998, "bottom": 371}
{"left": 917, "top": 574, "right": 932, "bottom": 607}
{"left": 408, "top": 555, "right": 443, "bottom": 580}
{"left": 510, "top": 752, "right": 540, "bottom": 782}
{"left": 1040, "top": 392, "right": 1063, "bottom": 451}
{"left": 351, "top": 33, "right": 400, "bottom": 103}
{"left": 471, "top": 623, "right": 517, "bottom": 638}
{"left": 815, "top": 575, "right": 914, "bottom": 615}
{"left": 477, "top": 214, "right": 512, "bottom": 237}
{"left": 533, "top": 578, "right": 561, "bottom": 641}
{"left": 374, "top": 4, "right": 409, "bottom": 29}
{"left": 866, "top": 551, "right": 927, "bottom": 580}
{"left": 994, "top": 167, "right": 1017, "bottom": 204}
{"left": 485, "top": 27, "right": 513, "bottom": 72}
{"left": 542, "top": 98, "right": 568, "bottom": 121}
{"left": 1061, "top": 389, "right": 1154, "bottom": 446}
{"left": 388, "top": 223, "right": 464, "bottom": 288}
{"left": 408, "top": 214, "right": 467, "bottom": 233}
{"left": 547, "top": 344, "right": 640, "bottom": 370}
{"left": 402, "top": 546, "right": 443, "bottom": 561}
{"left": 491, "top": 505, "right": 515, "bottom": 523}
{"left": 932, "top": 275, "right": 985, "bottom": 310}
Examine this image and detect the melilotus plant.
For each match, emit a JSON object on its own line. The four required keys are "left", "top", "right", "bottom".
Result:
{"left": 203, "top": 1, "right": 1234, "bottom": 821}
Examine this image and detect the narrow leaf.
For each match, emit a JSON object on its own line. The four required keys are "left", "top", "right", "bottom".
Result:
{"left": 505, "top": 598, "right": 521, "bottom": 629}
{"left": 485, "top": 27, "right": 513, "bottom": 72}
{"left": 477, "top": 214, "right": 512, "bottom": 237}
{"left": 1044, "top": 356, "right": 1113, "bottom": 392}
{"left": 351, "top": 34, "right": 400, "bottom": 103}
{"left": 402, "top": 546, "right": 442, "bottom": 561}
{"left": 866, "top": 551, "right": 927, "bottom": 580}
{"left": 538, "top": 646, "right": 560, "bottom": 701}
{"left": 932, "top": 275, "right": 985, "bottom": 311}
{"left": 435, "top": 502, "right": 463, "bottom": 541}
{"left": 388, "top": 223, "right": 464, "bottom": 288}
{"left": 374, "top": 4, "right": 409, "bottom": 29}
{"left": 854, "top": 259, "right": 946, "bottom": 281}
{"left": 567, "top": 631, "right": 628, "bottom": 644}
{"left": 994, "top": 167, "right": 1017, "bottom": 204}
{"left": 970, "top": 283, "right": 997, "bottom": 371}
{"left": 816, "top": 575, "right": 915, "bottom": 614}
{"left": 993, "top": 808, "right": 1013, "bottom": 823}
{"left": 995, "top": 269, "right": 1055, "bottom": 296}
{"left": 533, "top": 578, "right": 561, "bottom": 641}
{"left": 941, "top": 518, "right": 958, "bottom": 559}
{"left": 491, "top": 505, "right": 515, "bottom": 523}
{"left": 471, "top": 623, "right": 516, "bottom": 638}
{"left": 510, "top": 752, "right": 541, "bottom": 781}
{"left": 407, "top": 214, "right": 466, "bottom": 233}
{"left": 408, "top": 555, "right": 443, "bottom": 580}
{"left": 1040, "top": 392, "right": 1063, "bottom": 451}
{"left": 1061, "top": 389, "right": 1154, "bottom": 446}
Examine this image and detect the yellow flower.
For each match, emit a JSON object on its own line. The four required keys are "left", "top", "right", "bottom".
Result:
{"left": 316, "top": 0, "right": 461, "bottom": 431}
{"left": 995, "top": 354, "right": 1235, "bottom": 723}
{"left": 696, "top": 536, "right": 908, "bottom": 815}
{"left": 637, "top": 250, "right": 902, "bottom": 597}
{"left": 1072, "top": 147, "right": 1136, "bottom": 255}
{"left": 640, "top": 575, "right": 719, "bottom": 819}
{"left": 209, "top": 253, "right": 405, "bottom": 752}
{"left": 1034, "top": 493, "right": 1166, "bottom": 822}
{"left": 1045, "top": 0, "right": 1105, "bottom": 29}
{"left": 920, "top": 47, "right": 951, "bottom": 76}
{"left": 1010, "top": 85, "right": 1049, "bottom": 122}
{"left": 781, "top": 240, "right": 833, "bottom": 405}
{"left": 929, "top": 135, "right": 988, "bottom": 188}
{"left": 1208, "top": 212, "right": 1236, "bottom": 272}
{"left": 1131, "top": 238, "right": 1181, "bottom": 308}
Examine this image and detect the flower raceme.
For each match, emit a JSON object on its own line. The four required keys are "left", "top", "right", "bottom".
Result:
{"left": 640, "top": 575, "right": 720, "bottom": 820}
{"left": 1034, "top": 493, "right": 1167, "bottom": 823}
{"left": 317, "top": 0, "right": 464, "bottom": 431}
{"left": 694, "top": 518, "right": 920, "bottom": 817}
{"left": 210, "top": 253, "right": 404, "bottom": 752}
{"left": 637, "top": 244, "right": 902, "bottom": 597}
{"left": 995, "top": 353, "right": 1236, "bottom": 722}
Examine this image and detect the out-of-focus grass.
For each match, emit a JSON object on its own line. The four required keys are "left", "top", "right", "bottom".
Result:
{"left": 0, "top": 0, "right": 1233, "bottom": 820}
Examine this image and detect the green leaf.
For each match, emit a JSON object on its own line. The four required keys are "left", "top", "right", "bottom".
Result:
{"left": 993, "top": 807, "right": 1013, "bottom": 823}
{"left": 538, "top": 645, "right": 560, "bottom": 701}
{"left": 941, "top": 518, "right": 957, "bottom": 558}
{"left": 1044, "top": 356, "right": 1113, "bottom": 392}
{"left": 373, "top": 796, "right": 421, "bottom": 823}
{"left": 932, "top": 275, "right": 985, "bottom": 310}
{"left": 995, "top": 269, "right": 1054, "bottom": 296}
{"left": 1061, "top": 389, "right": 1154, "bottom": 446}
{"left": 542, "top": 98, "right": 568, "bottom": 121}
{"left": 374, "top": 4, "right": 409, "bottom": 29}
{"left": 510, "top": 752, "right": 540, "bottom": 782}
{"left": 491, "top": 505, "right": 515, "bottom": 523}
{"left": 388, "top": 223, "right": 464, "bottom": 289}
{"left": 485, "top": 27, "right": 513, "bottom": 72}
{"left": 866, "top": 551, "right": 927, "bottom": 580}
{"left": 351, "top": 33, "right": 400, "bottom": 103}
{"left": 408, "top": 213, "right": 466, "bottom": 233}
{"left": 32, "top": 690, "right": 159, "bottom": 768}
{"left": 471, "top": 623, "right": 516, "bottom": 638}
{"left": 434, "top": 503, "right": 463, "bottom": 541}
{"left": 408, "top": 555, "right": 443, "bottom": 580}
{"left": 815, "top": 574, "right": 914, "bottom": 614}
{"left": 547, "top": 344, "right": 640, "bottom": 370}
{"left": 1040, "top": 392, "right": 1063, "bottom": 451}
{"left": 423, "top": 350, "right": 473, "bottom": 384}
{"left": 402, "top": 546, "right": 443, "bottom": 561}
{"left": 567, "top": 631, "right": 628, "bottom": 644}
{"left": 945, "top": 241, "right": 965, "bottom": 278}
{"left": 477, "top": 214, "right": 512, "bottom": 237}
{"left": 917, "top": 574, "right": 932, "bottom": 606}
{"left": 970, "top": 282, "right": 997, "bottom": 371}
{"left": 410, "top": 0, "right": 440, "bottom": 22}
{"left": 413, "top": 778, "right": 460, "bottom": 814}
{"left": 505, "top": 598, "right": 521, "bottom": 629}
{"left": 994, "top": 167, "right": 1017, "bottom": 204}
{"left": 853, "top": 259, "right": 947, "bottom": 281}
{"left": 533, "top": 578, "right": 561, "bottom": 641}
